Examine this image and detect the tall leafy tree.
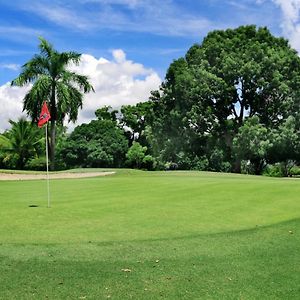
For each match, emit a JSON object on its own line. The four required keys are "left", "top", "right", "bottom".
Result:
{"left": 185, "top": 26, "right": 300, "bottom": 128}
{"left": 11, "top": 37, "right": 94, "bottom": 169}
{"left": 149, "top": 25, "right": 300, "bottom": 171}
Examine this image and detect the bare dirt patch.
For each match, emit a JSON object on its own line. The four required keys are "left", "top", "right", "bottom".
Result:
{"left": 0, "top": 172, "right": 115, "bottom": 181}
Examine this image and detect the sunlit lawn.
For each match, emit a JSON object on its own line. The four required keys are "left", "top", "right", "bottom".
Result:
{"left": 0, "top": 170, "right": 299, "bottom": 299}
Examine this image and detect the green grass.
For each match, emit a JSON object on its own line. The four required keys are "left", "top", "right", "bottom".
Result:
{"left": 0, "top": 170, "right": 299, "bottom": 299}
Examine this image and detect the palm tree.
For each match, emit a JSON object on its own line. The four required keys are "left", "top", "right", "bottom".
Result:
{"left": 11, "top": 37, "right": 94, "bottom": 170}
{"left": 0, "top": 118, "right": 44, "bottom": 169}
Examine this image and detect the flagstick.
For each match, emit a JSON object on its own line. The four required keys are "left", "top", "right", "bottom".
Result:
{"left": 45, "top": 123, "right": 51, "bottom": 208}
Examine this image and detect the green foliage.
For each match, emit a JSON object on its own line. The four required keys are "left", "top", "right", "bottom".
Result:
{"left": 164, "top": 161, "right": 178, "bottom": 170}
{"left": 290, "top": 165, "right": 300, "bottom": 176}
{"left": 120, "top": 102, "right": 154, "bottom": 147}
{"left": 25, "top": 156, "right": 47, "bottom": 171}
{"left": 126, "top": 141, "right": 150, "bottom": 169}
{"left": 234, "top": 116, "right": 300, "bottom": 176}
{"left": 192, "top": 156, "right": 209, "bottom": 171}
{"left": 267, "top": 116, "right": 300, "bottom": 176}
{"left": 141, "top": 155, "right": 155, "bottom": 170}
{"left": 208, "top": 148, "right": 231, "bottom": 172}
{"left": 0, "top": 118, "right": 44, "bottom": 169}
{"left": 95, "top": 106, "right": 118, "bottom": 122}
{"left": 176, "top": 151, "right": 192, "bottom": 169}
{"left": 59, "top": 119, "right": 128, "bottom": 168}
{"left": 146, "top": 25, "right": 300, "bottom": 172}
{"left": 263, "top": 163, "right": 284, "bottom": 177}
{"left": 233, "top": 116, "right": 271, "bottom": 174}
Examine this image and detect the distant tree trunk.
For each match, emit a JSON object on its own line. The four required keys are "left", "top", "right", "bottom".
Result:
{"left": 281, "top": 161, "right": 295, "bottom": 177}
{"left": 224, "top": 130, "right": 241, "bottom": 173}
{"left": 233, "top": 158, "right": 241, "bottom": 173}
{"left": 251, "top": 158, "right": 265, "bottom": 175}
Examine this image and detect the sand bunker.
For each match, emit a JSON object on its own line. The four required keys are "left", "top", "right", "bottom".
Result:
{"left": 0, "top": 171, "right": 115, "bottom": 181}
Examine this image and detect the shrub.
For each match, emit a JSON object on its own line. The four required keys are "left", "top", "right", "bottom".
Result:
{"left": 290, "top": 166, "right": 300, "bottom": 177}
{"left": 192, "top": 156, "right": 209, "bottom": 171}
{"left": 25, "top": 157, "right": 46, "bottom": 171}
{"left": 241, "top": 160, "right": 254, "bottom": 174}
{"left": 263, "top": 164, "right": 284, "bottom": 177}
{"left": 165, "top": 162, "right": 178, "bottom": 171}
{"left": 126, "top": 142, "right": 147, "bottom": 168}
{"left": 176, "top": 151, "right": 192, "bottom": 169}
{"left": 141, "top": 155, "right": 155, "bottom": 170}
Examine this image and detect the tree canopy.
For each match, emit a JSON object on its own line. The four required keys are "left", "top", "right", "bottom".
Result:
{"left": 58, "top": 111, "right": 128, "bottom": 168}
{"left": 147, "top": 25, "right": 300, "bottom": 172}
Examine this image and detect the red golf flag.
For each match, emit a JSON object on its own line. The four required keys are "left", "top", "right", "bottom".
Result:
{"left": 38, "top": 102, "right": 51, "bottom": 128}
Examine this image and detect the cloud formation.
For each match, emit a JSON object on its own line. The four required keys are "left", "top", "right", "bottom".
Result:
{"left": 271, "top": 0, "right": 300, "bottom": 51}
{"left": 68, "top": 50, "right": 161, "bottom": 127}
{"left": 0, "top": 25, "right": 44, "bottom": 45}
{"left": 11, "top": 0, "right": 213, "bottom": 37}
{"left": 0, "top": 50, "right": 161, "bottom": 132}
{"left": 0, "top": 64, "right": 20, "bottom": 71}
{"left": 0, "top": 83, "right": 29, "bottom": 132}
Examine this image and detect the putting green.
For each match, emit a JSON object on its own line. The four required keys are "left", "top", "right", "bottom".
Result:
{"left": 0, "top": 170, "right": 299, "bottom": 299}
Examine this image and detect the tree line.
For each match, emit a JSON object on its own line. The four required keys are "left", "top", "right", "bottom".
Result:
{"left": 1, "top": 25, "right": 300, "bottom": 176}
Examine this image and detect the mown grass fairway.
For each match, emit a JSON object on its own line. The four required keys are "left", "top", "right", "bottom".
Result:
{"left": 0, "top": 170, "right": 299, "bottom": 299}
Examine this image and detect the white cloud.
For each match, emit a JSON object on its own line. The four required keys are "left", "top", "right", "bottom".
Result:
{"left": 112, "top": 49, "right": 126, "bottom": 63}
{"left": 0, "top": 64, "right": 20, "bottom": 71}
{"left": 27, "top": 3, "right": 91, "bottom": 30}
{"left": 0, "top": 25, "right": 43, "bottom": 44}
{"left": 0, "top": 50, "right": 161, "bottom": 132}
{"left": 0, "top": 25, "right": 42, "bottom": 36}
{"left": 0, "top": 83, "right": 29, "bottom": 132}
{"left": 0, "top": 49, "right": 33, "bottom": 57}
{"left": 80, "top": 0, "right": 140, "bottom": 7}
{"left": 68, "top": 50, "right": 161, "bottom": 127}
{"left": 13, "top": 0, "right": 213, "bottom": 37}
{"left": 271, "top": 0, "right": 300, "bottom": 51}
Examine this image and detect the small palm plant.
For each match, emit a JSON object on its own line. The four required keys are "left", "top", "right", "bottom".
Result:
{"left": 0, "top": 118, "right": 44, "bottom": 169}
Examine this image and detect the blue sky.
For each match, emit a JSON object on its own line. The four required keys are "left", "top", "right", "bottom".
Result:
{"left": 0, "top": 0, "right": 299, "bottom": 131}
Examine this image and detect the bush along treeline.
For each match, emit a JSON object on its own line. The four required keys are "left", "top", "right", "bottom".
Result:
{"left": 1, "top": 25, "right": 300, "bottom": 176}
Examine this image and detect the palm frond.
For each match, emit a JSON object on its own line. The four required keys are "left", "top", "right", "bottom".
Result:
{"left": 23, "top": 76, "right": 52, "bottom": 121}
{"left": 60, "top": 71, "right": 94, "bottom": 93}
{"left": 56, "top": 81, "right": 83, "bottom": 123}
{"left": 11, "top": 55, "right": 49, "bottom": 86}
{"left": 11, "top": 68, "right": 38, "bottom": 86}
{"left": 38, "top": 37, "right": 55, "bottom": 60}
{"left": 25, "top": 55, "right": 50, "bottom": 73}
{"left": 0, "top": 135, "right": 12, "bottom": 151}
{"left": 60, "top": 52, "right": 81, "bottom": 66}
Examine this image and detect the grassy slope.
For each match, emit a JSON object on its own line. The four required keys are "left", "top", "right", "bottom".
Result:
{"left": 0, "top": 170, "right": 299, "bottom": 299}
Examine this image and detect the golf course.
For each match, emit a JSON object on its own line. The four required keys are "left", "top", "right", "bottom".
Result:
{"left": 0, "top": 169, "right": 299, "bottom": 299}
